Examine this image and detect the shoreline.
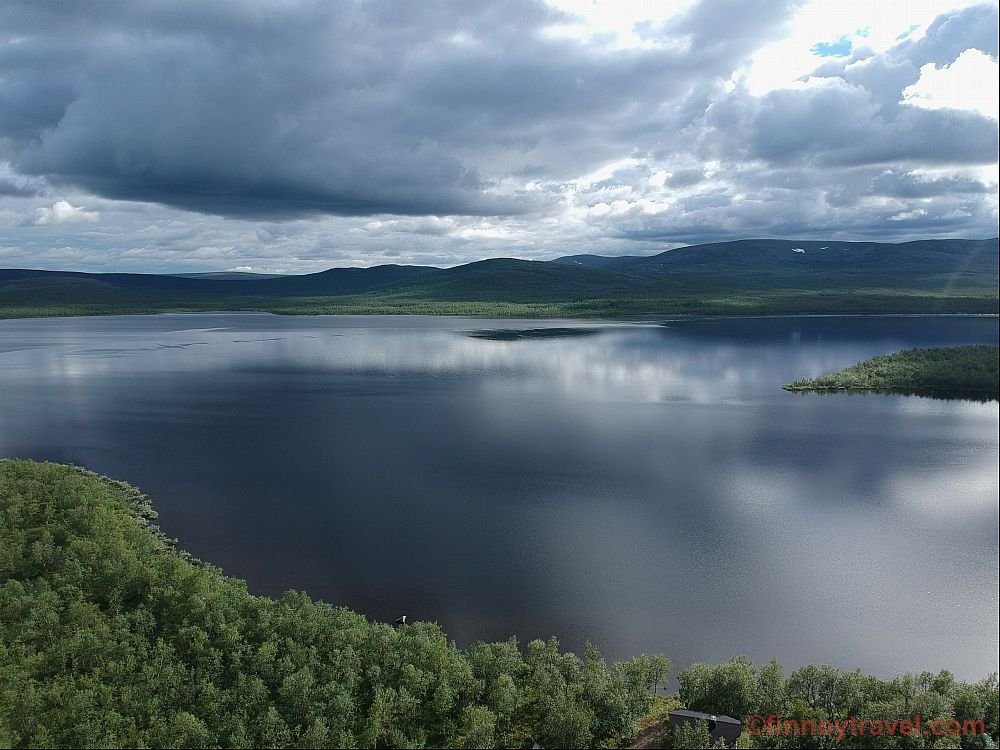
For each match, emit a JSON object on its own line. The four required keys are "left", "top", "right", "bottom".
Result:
{"left": 3, "top": 458, "right": 995, "bottom": 682}
{"left": 783, "top": 344, "right": 999, "bottom": 402}
{"left": 2, "top": 309, "right": 999, "bottom": 324}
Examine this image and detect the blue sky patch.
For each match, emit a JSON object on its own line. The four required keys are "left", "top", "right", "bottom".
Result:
{"left": 811, "top": 35, "right": 853, "bottom": 57}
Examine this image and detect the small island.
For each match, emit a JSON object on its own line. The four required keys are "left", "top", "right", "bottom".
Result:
{"left": 783, "top": 344, "right": 999, "bottom": 401}
{"left": 465, "top": 327, "right": 602, "bottom": 341}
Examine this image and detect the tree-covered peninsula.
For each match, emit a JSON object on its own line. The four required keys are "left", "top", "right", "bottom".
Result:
{"left": 0, "top": 460, "right": 667, "bottom": 749}
{"left": 784, "top": 345, "right": 999, "bottom": 401}
{"left": 1, "top": 460, "right": 997, "bottom": 748}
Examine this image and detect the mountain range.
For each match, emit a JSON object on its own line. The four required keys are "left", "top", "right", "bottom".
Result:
{"left": 2, "top": 238, "right": 997, "bottom": 318}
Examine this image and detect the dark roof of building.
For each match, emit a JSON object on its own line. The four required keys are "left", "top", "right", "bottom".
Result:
{"left": 668, "top": 709, "right": 741, "bottom": 725}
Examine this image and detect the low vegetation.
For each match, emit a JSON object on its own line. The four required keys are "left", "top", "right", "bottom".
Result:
{"left": 1, "top": 460, "right": 997, "bottom": 748}
{"left": 673, "top": 656, "right": 998, "bottom": 749}
{"left": 784, "top": 345, "right": 999, "bottom": 401}
{"left": 0, "top": 460, "right": 666, "bottom": 749}
{"left": 1, "top": 287, "right": 997, "bottom": 321}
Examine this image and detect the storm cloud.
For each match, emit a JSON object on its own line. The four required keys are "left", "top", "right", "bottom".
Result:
{"left": 0, "top": 0, "right": 996, "bottom": 272}
{"left": 0, "top": 0, "right": 798, "bottom": 219}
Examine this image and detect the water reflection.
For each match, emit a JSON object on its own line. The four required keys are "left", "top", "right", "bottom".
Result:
{"left": 0, "top": 313, "right": 996, "bottom": 680}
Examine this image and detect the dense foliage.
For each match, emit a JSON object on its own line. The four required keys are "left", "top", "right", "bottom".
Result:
{"left": 2, "top": 460, "right": 997, "bottom": 749}
{"left": 0, "top": 460, "right": 666, "bottom": 749}
{"left": 676, "top": 657, "right": 999, "bottom": 749}
{"left": 784, "top": 345, "right": 999, "bottom": 401}
{"left": 670, "top": 717, "right": 728, "bottom": 749}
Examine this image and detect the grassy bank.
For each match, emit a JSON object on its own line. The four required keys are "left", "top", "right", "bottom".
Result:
{"left": 2, "top": 286, "right": 997, "bottom": 321}
{"left": 784, "top": 345, "right": 999, "bottom": 401}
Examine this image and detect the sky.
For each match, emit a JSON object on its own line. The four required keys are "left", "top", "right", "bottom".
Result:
{"left": 0, "top": 0, "right": 997, "bottom": 274}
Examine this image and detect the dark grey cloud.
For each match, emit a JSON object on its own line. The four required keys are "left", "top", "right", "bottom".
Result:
{"left": 666, "top": 168, "right": 706, "bottom": 188}
{"left": 0, "top": 0, "right": 996, "bottom": 272}
{"left": 642, "top": 0, "right": 803, "bottom": 65}
{"left": 892, "top": 3, "right": 998, "bottom": 64}
{"left": 742, "top": 84, "right": 997, "bottom": 166}
{"left": 0, "top": 177, "right": 39, "bottom": 197}
{"left": 870, "top": 169, "right": 992, "bottom": 198}
{"left": 0, "top": 0, "right": 798, "bottom": 219}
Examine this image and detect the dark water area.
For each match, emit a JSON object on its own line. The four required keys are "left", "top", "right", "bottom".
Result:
{"left": 1, "top": 314, "right": 997, "bottom": 679}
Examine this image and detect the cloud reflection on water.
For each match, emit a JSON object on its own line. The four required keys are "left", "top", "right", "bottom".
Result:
{"left": 0, "top": 313, "right": 996, "bottom": 679}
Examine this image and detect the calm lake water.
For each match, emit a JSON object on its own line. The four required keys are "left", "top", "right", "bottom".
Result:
{"left": 1, "top": 314, "right": 997, "bottom": 679}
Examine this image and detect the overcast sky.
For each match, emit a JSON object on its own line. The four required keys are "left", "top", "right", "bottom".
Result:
{"left": 0, "top": 0, "right": 997, "bottom": 273}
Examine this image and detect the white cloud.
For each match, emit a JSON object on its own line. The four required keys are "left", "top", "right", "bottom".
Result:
{"left": 30, "top": 200, "right": 100, "bottom": 226}
{"left": 542, "top": 0, "right": 697, "bottom": 48}
{"left": 902, "top": 48, "right": 999, "bottom": 119}
{"left": 889, "top": 208, "right": 929, "bottom": 220}
{"left": 742, "top": 0, "right": 989, "bottom": 95}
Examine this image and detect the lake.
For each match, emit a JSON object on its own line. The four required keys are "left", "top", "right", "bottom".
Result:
{"left": 0, "top": 313, "right": 997, "bottom": 679}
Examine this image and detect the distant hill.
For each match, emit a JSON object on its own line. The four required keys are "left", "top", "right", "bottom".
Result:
{"left": 171, "top": 272, "right": 286, "bottom": 280}
{"left": 552, "top": 238, "right": 999, "bottom": 288}
{"left": 2, "top": 237, "right": 997, "bottom": 318}
{"left": 552, "top": 254, "right": 647, "bottom": 270}
{"left": 251, "top": 264, "right": 438, "bottom": 296}
{"left": 0, "top": 264, "right": 439, "bottom": 298}
{"left": 392, "top": 258, "right": 653, "bottom": 302}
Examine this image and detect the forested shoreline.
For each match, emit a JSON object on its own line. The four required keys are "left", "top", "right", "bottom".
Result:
{"left": 1, "top": 460, "right": 997, "bottom": 748}
{"left": 784, "top": 345, "right": 999, "bottom": 401}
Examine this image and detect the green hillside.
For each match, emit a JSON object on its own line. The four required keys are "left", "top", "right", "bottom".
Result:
{"left": 1, "top": 238, "right": 997, "bottom": 319}
{"left": 559, "top": 238, "right": 1000, "bottom": 290}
